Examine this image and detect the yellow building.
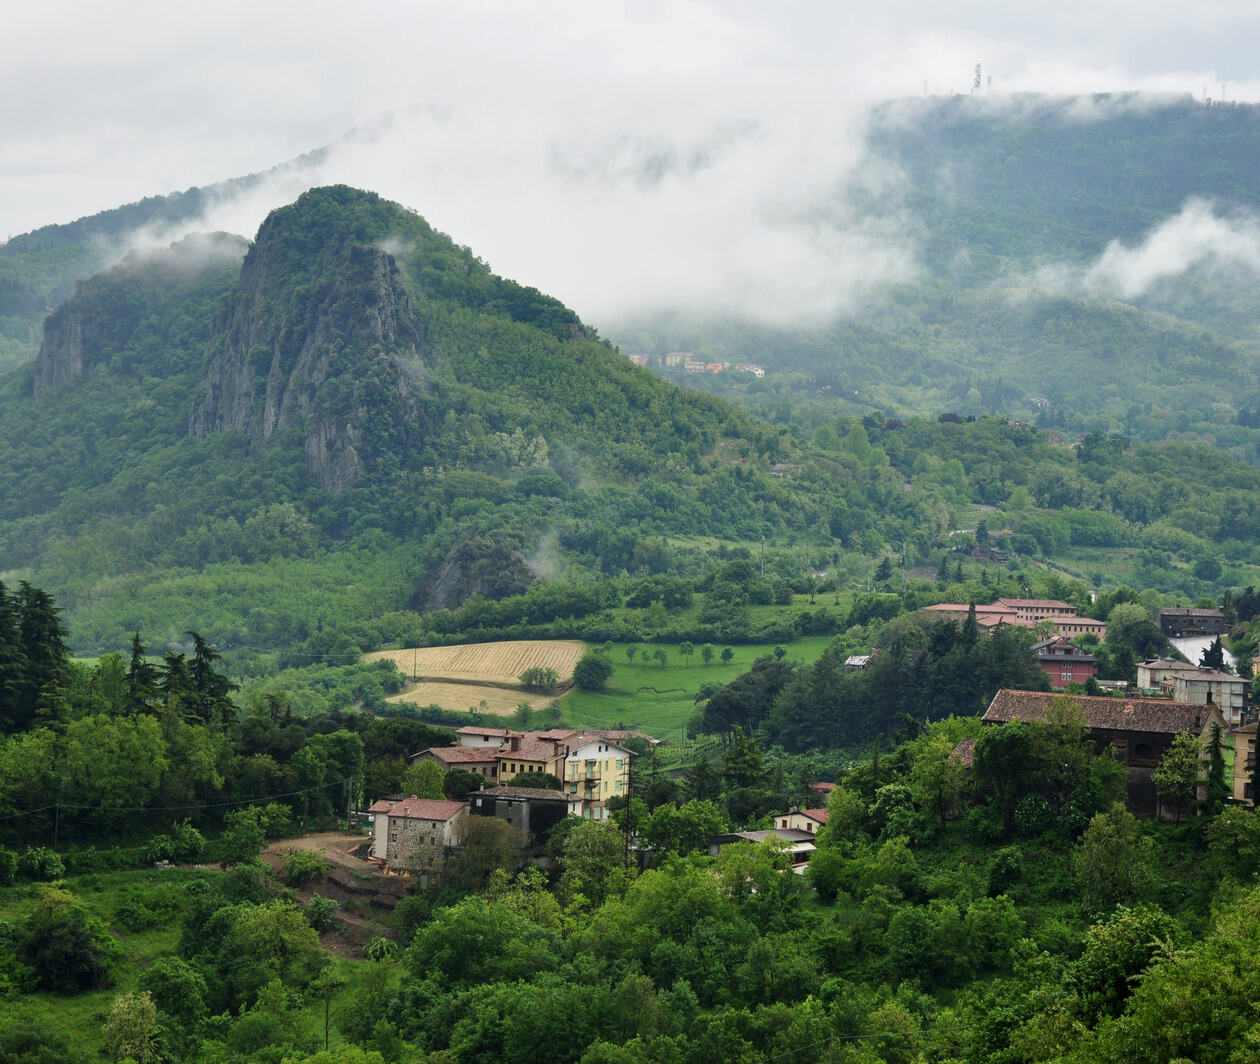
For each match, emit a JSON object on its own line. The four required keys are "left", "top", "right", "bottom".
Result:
{"left": 564, "top": 737, "right": 632, "bottom": 820}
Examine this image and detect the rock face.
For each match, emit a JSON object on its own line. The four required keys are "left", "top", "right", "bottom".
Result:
{"left": 410, "top": 535, "right": 537, "bottom": 613}
{"left": 32, "top": 234, "right": 246, "bottom": 397}
{"left": 189, "top": 189, "right": 425, "bottom": 494}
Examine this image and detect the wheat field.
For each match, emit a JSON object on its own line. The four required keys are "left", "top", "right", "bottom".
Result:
{"left": 364, "top": 639, "right": 587, "bottom": 716}
{"left": 384, "top": 681, "right": 559, "bottom": 716}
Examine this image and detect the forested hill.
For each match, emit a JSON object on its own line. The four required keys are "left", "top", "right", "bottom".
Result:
{"left": 613, "top": 96, "right": 1260, "bottom": 455}
{"left": 0, "top": 186, "right": 830, "bottom": 654}
{"left": 7, "top": 183, "right": 1260, "bottom": 661}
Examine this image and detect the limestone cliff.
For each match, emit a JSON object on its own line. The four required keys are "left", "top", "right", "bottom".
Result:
{"left": 189, "top": 189, "right": 425, "bottom": 494}
{"left": 32, "top": 233, "right": 245, "bottom": 396}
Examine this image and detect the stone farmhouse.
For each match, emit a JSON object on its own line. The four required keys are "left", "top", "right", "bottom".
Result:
{"left": 983, "top": 689, "right": 1226, "bottom": 818}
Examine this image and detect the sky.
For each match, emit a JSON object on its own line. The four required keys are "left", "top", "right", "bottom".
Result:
{"left": 5, "top": 0, "right": 1260, "bottom": 326}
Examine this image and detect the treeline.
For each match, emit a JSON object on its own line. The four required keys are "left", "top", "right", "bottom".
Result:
{"left": 700, "top": 612, "right": 1050, "bottom": 750}
{"left": 0, "top": 584, "right": 454, "bottom": 848}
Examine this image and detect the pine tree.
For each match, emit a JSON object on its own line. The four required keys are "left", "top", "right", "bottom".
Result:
{"left": 11, "top": 582, "right": 69, "bottom": 733}
{"left": 0, "top": 581, "right": 26, "bottom": 732}
{"left": 126, "top": 632, "right": 160, "bottom": 715}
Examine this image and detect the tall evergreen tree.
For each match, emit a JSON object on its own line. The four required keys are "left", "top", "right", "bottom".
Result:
{"left": 0, "top": 581, "right": 26, "bottom": 732}
{"left": 126, "top": 632, "right": 160, "bottom": 715}
{"left": 9, "top": 582, "right": 69, "bottom": 733}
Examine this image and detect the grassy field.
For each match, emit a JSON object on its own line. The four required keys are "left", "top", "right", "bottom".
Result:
{"left": 551, "top": 635, "right": 839, "bottom": 740}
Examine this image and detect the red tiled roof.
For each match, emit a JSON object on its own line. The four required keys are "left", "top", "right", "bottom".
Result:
{"left": 456, "top": 725, "right": 519, "bottom": 738}
{"left": 953, "top": 737, "right": 976, "bottom": 768}
{"left": 419, "top": 747, "right": 499, "bottom": 765}
{"left": 984, "top": 689, "right": 1213, "bottom": 735}
{"left": 999, "top": 598, "right": 1076, "bottom": 610}
{"left": 383, "top": 798, "right": 466, "bottom": 821}
{"left": 802, "top": 808, "right": 828, "bottom": 824}
{"left": 501, "top": 739, "right": 564, "bottom": 763}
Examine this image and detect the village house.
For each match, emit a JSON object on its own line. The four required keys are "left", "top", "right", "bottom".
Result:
{"left": 564, "top": 737, "right": 633, "bottom": 820}
{"left": 412, "top": 745, "right": 500, "bottom": 782}
{"left": 468, "top": 785, "right": 570, "bottom": 844}
{"left": 367, "top": 796, "right": 468, "bottom": 879}
{"left": 496, "top": 734, "right": 568, "bottom": 784}
{"left": 1136, "top": 657, "right": 1202, "bottom": 692}
{"left": 997, "top": 597, "right": 1078, "bottom": 624}
{"left": 983, "top": 689, "right": 1226, "bottom": 818}
{"left": 1032, "top": 636, "right": 1097, "bottom": 686}
{"left": 1167, "top": 668, "right": 1249, "bottom": 727}
{"left": 1158, "top": 606, "right": 1226, "bottom": 638}
{"left": 923, "top": 599, "right": 1103, "bottom": 640}
{"left": 706, "top": 828, "right": 817, "bottom": 870}
{"left": 453, "top": 724, "right": 518, "bottom": 748}
{"left": 774, "top": 807, "right": 829, "bottom": 835}
{"left": 923, "top": 603, "right": 1019, "bottom": 629}
{"left": 420, "top": 727, "right": 652, "bottom": 794}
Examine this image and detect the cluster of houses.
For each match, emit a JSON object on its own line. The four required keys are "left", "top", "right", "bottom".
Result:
{"left": 625, "top": 352, "right": 766, "bottom": 377}
{"left": 923, "top": 596, "right": 1108, "bottom": 641}
{"left": 363, "top": 603, "right": 1257, "bottom": 882}
{"left": 364, "top": 723, "right": 839, "bottom": 880}
{"left": 366, "top": 725, "right": 646, "bottom": 878}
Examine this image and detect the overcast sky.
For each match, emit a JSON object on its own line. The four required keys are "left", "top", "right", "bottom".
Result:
{"left": 5, "top": 1, "right": 1259, "bottom": 325}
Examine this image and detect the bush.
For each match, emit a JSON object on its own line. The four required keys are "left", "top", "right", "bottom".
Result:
{"left": 572, "top": 652, "right": 613, "bottom": 692}
{"left": 0, "top": 846, "right": 17, "bottom": 886}
{"left": 283, "top": 850, "right": 329, "bottom": 886}
{"left": 307, "top": 894, "right": 340, "bottom": 932}
{"left": 112, "top": 902, "right": 159, "bottom": 932}
{"left": 18, "top": 847, "right": 64, "bottom": 881}
{"left": 362, "top": 936, "right": 397, "bottom": 962}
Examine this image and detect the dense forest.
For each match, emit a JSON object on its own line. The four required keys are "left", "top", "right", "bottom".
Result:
{"left": 4, "top": 585, "right": 1260, "bottom": 1063}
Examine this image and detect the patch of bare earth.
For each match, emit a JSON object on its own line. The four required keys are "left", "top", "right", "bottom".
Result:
{"left": 261, "top": 832, "right": 413, "bottom": 957}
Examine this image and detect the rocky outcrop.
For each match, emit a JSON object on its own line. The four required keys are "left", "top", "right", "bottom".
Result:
{"left": 189, "top": 190, "right": 425, "bottom": 494}
{"left": 32, "top": 233, "right": 247, "bottom": 397}
{"left": 410, "top": 534, "right": 537, "bottom": 613}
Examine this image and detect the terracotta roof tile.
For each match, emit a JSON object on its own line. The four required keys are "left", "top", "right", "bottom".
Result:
{"left": 472, "top": 786, "right": 569, "bottom": 800}
{"left": 983, "top": 689, "right": 1212, "bottom": 734}
{"left": 419, "top": 747, "right": 499, "bottom": 765}
{"left": 383, "top": 798, "right": 466, "bottom": 821}
{"left": 953, "top": 737, "right": 976, "bottom": 768}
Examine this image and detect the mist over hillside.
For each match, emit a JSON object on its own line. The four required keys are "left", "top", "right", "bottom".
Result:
{"left": 6, "top": 101, "right": 1260, "bottom": 657}
{"left": 5, "top": 94, "right": 1260, "bottom": 434}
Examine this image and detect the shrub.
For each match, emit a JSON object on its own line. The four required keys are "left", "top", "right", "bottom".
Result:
{"left": 362, "top": 936, "right": 397, "bottom": 962}
{"left": 307, "top": 894, "right": 340, "bottom": 932}
{"left": 0, "top": 846, "right": 17, "bottom": 886}
{"left": 18, "top": 847, "right": 64, "bottom": 881}
{"left": 283, "top": 850, "right": 329, "bottom": 886}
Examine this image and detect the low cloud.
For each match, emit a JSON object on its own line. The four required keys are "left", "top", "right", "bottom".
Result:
{"left": 1082, "top": 199, "right": 1260, "bottom": 298}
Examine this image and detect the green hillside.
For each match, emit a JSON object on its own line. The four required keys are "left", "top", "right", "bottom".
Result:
{"left": 3, "top": 181, "right": 1260, "bottom": 668}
